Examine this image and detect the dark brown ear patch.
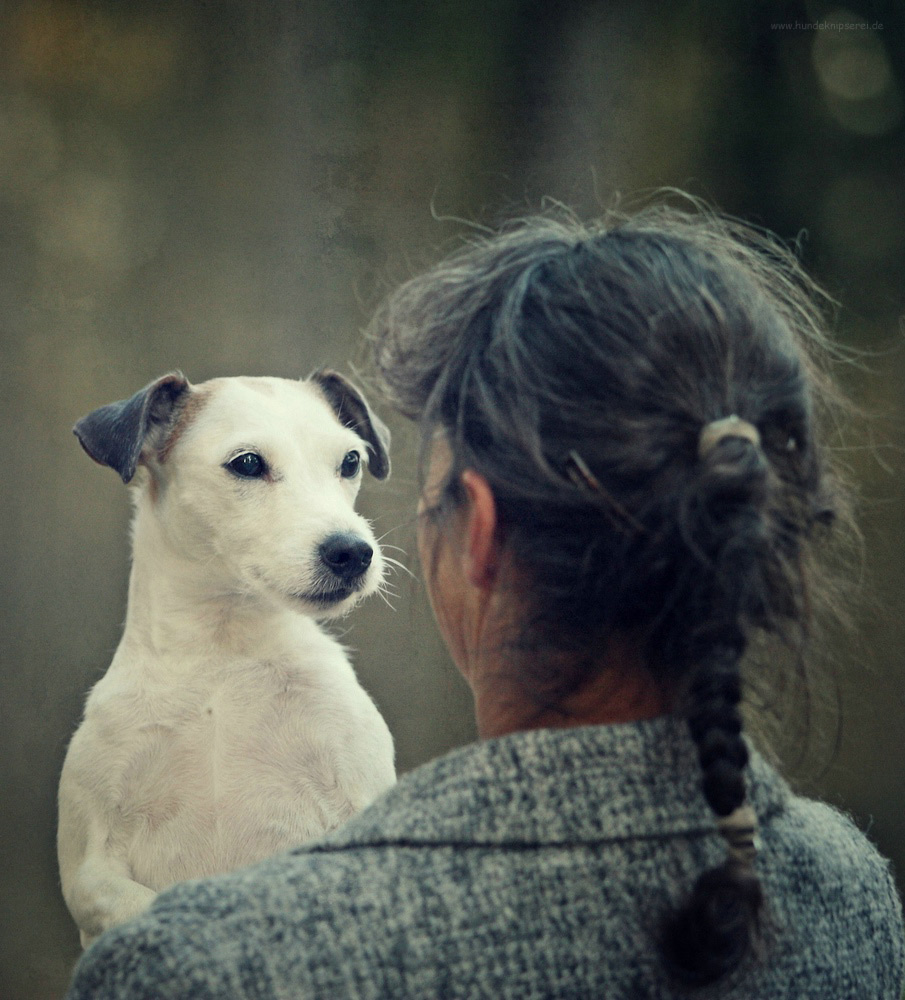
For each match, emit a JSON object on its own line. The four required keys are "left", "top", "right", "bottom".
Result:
{"left": 310, "top": 370, "right": 391, "bottom": 480}
{"left": 74, "top": 372, "right": 191, "bottom": 484}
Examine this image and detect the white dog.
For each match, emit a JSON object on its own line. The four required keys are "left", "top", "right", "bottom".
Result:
{"left": 58, "top": 370, "right": 396, "bottom": 948}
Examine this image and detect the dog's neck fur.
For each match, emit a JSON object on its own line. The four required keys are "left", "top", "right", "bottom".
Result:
{"left": 121, "top": 489, "right": 294, "bottom": 663}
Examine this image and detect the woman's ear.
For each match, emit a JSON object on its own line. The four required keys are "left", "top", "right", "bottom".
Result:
{"left": 460, "top": 470, "right": 500, "bottom": 589}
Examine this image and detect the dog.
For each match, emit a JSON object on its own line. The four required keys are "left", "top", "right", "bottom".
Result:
{"left": 58, "top": 370, "right": 396, "bottom": 948}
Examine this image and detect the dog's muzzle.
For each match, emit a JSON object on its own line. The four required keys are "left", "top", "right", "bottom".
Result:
{"left": 318, "top": 532, "right": 373, "bottom": 583}
{"left": 292, "top": 533, "right": 376, "bottom": 608}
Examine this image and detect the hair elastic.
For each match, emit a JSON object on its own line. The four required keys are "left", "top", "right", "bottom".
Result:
{"left": 717, "top": 803, "right": 759, "bottom": 867}
{"left": 698, "top": 415, "right": 761, "bottom": 460}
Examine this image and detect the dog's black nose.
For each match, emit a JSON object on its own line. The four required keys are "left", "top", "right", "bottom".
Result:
{"left": 319, "top": 533, "right": 373, "bottom": 581}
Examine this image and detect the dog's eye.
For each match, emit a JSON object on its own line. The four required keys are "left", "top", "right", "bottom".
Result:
{"left": 339, "top": 451, "right": 361, "bottom": 479}
{"left": 227, "top": 452, "right": 267, "bottom": 479}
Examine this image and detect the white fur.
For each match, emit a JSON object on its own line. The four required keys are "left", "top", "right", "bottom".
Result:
{"left": 58, "top": 376, "right": 396, "bottom": 948}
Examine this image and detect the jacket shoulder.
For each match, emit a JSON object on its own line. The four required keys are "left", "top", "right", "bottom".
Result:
{"left": 761, "top": 794, "right": 905, "bottom": 997}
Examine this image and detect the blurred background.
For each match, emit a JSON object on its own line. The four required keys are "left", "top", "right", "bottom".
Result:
{"left": 1, "top": 1, "right": 903, "bottom": 995}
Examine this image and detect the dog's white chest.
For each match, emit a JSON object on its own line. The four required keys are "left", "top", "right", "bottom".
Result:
{"left": 104, "top": 656, "right": 390, "bottom": 890}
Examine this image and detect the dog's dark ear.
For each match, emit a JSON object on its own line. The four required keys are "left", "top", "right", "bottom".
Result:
{"left": 74, "top": 372, "right": 191, "bottom": 484}
{"left": 310, "top": 370, "right": 391, "bottom": 480}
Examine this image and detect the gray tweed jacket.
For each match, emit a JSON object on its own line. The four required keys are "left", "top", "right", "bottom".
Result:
{"left": 66, "top": 716, "right": 904, "bottom": 999}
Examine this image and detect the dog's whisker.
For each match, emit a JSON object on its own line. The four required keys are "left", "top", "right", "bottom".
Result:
{"left": 376, "top": 541, "right": 409, "bottom": 557}
{"left": 374, "top": 530, "right": 408, "bottom": 548}
{"left": 374, "top": 522, "right": 415, "bottom": 542}
{"left": 381, "top": 557, "right": 415, "bottom": 580}
{"left": 375, "top": 588, "right": 398, "bottom": 611}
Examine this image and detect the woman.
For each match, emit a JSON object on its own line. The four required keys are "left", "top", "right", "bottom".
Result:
{"left": 66, "top": 204, "right": 904, "bottom": 998}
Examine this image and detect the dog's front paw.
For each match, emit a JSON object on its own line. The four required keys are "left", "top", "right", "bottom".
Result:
{"left": 77, "top": 880, "right": 158, "bottom": 949}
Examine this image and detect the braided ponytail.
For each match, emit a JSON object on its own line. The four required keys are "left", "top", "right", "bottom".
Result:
{"left": 662, "top": 421, "right": 771, "bottom": 986}
{"left": 662, "top": 644, "right": 765, "bottom": 985}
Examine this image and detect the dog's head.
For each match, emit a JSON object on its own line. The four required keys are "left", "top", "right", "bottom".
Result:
{"left": 74, "top": 370, "right": 391, "bottom": 619}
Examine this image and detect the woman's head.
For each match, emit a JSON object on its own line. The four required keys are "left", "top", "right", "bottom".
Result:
{"left": 372, "top": 206, "right": 841, "bottom": 678}
{"left": 370, "top": 201, "right": 849, "bottom": 986}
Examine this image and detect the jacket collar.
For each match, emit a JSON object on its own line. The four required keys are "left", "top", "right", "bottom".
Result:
{"left": 319, "top": 715, "right": 790, "bottom": 849}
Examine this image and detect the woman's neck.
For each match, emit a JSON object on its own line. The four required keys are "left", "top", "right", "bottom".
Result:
{"left": 469, "top": 634, "right": 672, "bottom": 740}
